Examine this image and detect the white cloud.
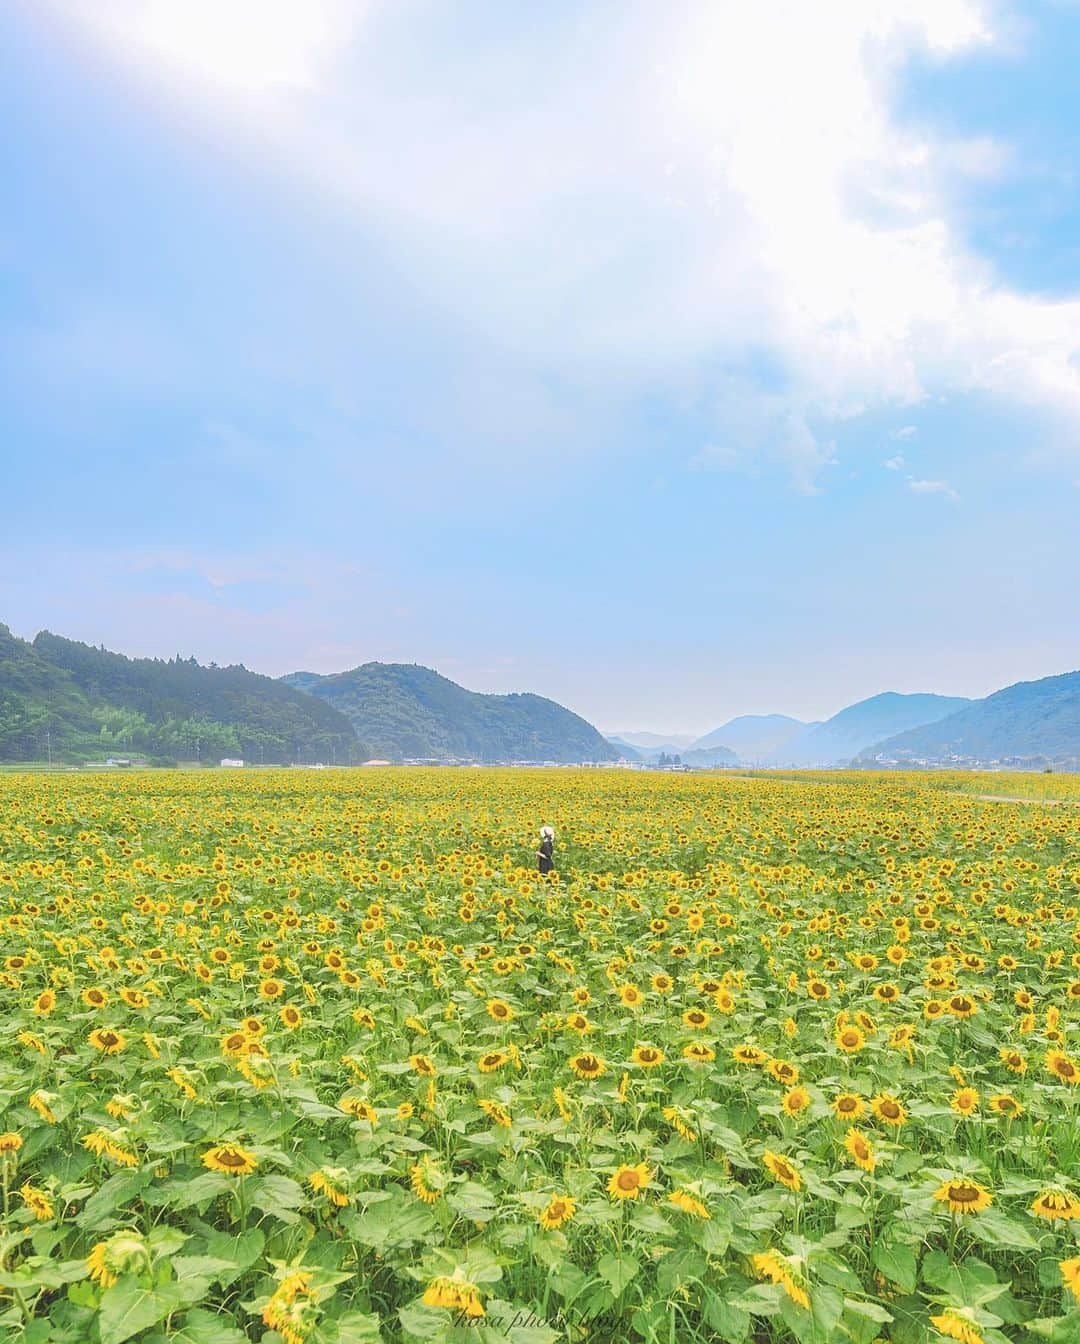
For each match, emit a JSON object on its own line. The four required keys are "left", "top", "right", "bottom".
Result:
{"left": 39, "top": 1, "right": 1080, "bottom": 483}
{"left": 908, "top": 477, "right": 960, "bottom": 501}
{"left": 883, "top": 454, "right": 906, "bottom": 470}
{"left": 893, "top": 425, "right": 919, "bottom": 439}
{"left": 54, "top": 0, "right": 362, "bottom": 91}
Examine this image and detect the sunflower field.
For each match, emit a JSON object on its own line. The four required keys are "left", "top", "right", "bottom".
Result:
{"left": 0, "top": 766, "right": 1078, "bottom": 1344}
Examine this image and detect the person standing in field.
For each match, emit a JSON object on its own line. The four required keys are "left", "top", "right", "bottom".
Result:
{"left": 536, "top": 825, "right": 555, "bottom": 875}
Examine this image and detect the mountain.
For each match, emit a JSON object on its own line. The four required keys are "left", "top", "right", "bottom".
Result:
{"left": 681, "top": 745, "right": 738, "bottom": 767}
{"left": 788, "top": 692, "right": 972, "bottom": 766}
{"left": 283, "top": 663, "right": 619, "bottom": 763}
{"left": 610, "top": 731, "right": 697, "bottom": 750}
{"left": 605, "top": 737, "right": 644, "bottom": 761}
{"left": 858, "top": 672, "right": 1080, "bottom": 767}
{"left": 0, "top": 624, "right": 363, "bottom": 764}
{"left": 691, "top": 714, "right": 807, "bottom": 762}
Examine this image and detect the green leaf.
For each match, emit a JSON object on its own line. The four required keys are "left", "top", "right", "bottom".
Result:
{"left": 170, "top": 1255, "right": 238, "bottom": 1286}
{"left": 970, "top": 1210, "right": 1040, "bottom": 1252}
{"left": 249, "top": 1174, "right": 305, "bottom": 1209}
{"left": 76, "top": 1171, "right": 153, "bottom": 1230}
{"left": 598, "top": 1252, "right": 639, "bottom": 1297}
{"left": 323, "top": 1309, "right": 385, "bottom": 1343}
{"left": 99, "top": 1280, "right": 173, "bottom": 1344}
{"left": 873, "top": 1241, "right": 918, "bottom": 1295}
{"left": 145, "top": 1307, "right": 248, "bottom": 1344}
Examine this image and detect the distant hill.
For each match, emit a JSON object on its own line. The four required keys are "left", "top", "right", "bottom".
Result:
{"left": 605, "top": 737, "right": 644, "bottom": 761}
{"left": 859, "top": 672, "right": 1080, "bottom": 767}
{"left": 610, "top": 731, "right": 697, "bottom": 750}
{"left": 0, "top": 624, "right": 363, "bottom": 764}
{"left": 691, "top": 714, "right": 807, "bottom": 762}
{"left": 785, "top": 691, "right": 971, "bottom": 766}
{"left": 283, "top": 663, "right": 619, "bottom": 763}
{"left": 681, "top": 745, "right": 738, "bottom": 767}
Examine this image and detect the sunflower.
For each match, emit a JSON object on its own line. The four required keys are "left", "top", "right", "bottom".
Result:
{"left": 88, "top": 1028, "right": 126, "bottom": 1055}
{"left": 871, "top": 1094, "right": 907, "bottom": 1127}
{"left": 682, "top": 1008, "right": 710, "bottom": 1030}
{"left": 279, "top": 1005, "right": 303, "bottom": 1030}
{"left": 832, "top": 1092, "right": 865, "bottom": 1120}
{"left": 1031, "top": 1189, "right": 1080, "bottom": 1221}
{"left": 119, "top": 988, "right": 148, "bottom": 1009}
{"left": 835, "top": 1025, "right": 865, "bottom": 1054}
{"left": 19, "top": 1183, "right": 54, "bottom": 1221}
{"left": 631, "top": 1045, "right": 664, "bottom": 1068}
{"left": 410, "top": 1159, "right": 442, "bottom": 1204}
{"left": 782, "top": 1087, "right": 811, "bottom": 1118}
{"left": 933, "top": 1178, "right": 992, "bottom": 1215}
{"left": 682, "top": 1041, "right": 716, "bottom": 1063}
{"left": 1046, "top": 1051, "right": 1080, "bottom": 1085}
{"left": 81, "top": 987, "right": 108, "bottom": 1009}
{"left": 478, "top": 1098, "right": 511, "bottom": 1127}
{"left": 422, "top": 1274, "right": 484, "bottom": 1319}
{"left": 564, "top": 1013, "right": 591, "bottom": 1033}
{"left": 947, "top": 994, "right": 977, "bottom": 1018}
{"left": 1061, "top": 1258, "right": 1080, "bottom": 1304}
{"left": 732, "top": 1044, "right": 768, "bottom": 1066}
{"left": 930, "top": 1309, "right": 984, "bottom": 1343}
{"left": 762, "top": 1149, "right": 802, "bottom": 1191}
{"left": 988, "top": 1093, "right": 1023, "bottom": 1118}
{"left": 650, "top": 973, "right": 673, "bottom": 994}
{"left": 999, "top": 1048, "right": 1026, "bottom": 1074}
{"left": 663, "top": 1106, "right": 697, "bottom": 1143}
{"left": 607, "top": 1162, "right": 652, "bottom": 1200}
{"left": 202, "top": 1144, "right": 258, "bottom": 1176}
{"left": 477, "top": 1050, "right": 510, "bottom": 1073}
{"left": 28, "top": 1092, "right": 57, "bottom": 1124}
{"left": 486, "top": 999, "right": 513, "bottom": 1022}
{"left": 409, "top": 1054, "right": 436, "bottom": 1076}
{"left": 538, "top": 1195, "right": 576, "bottom": 1229}
{"left": 86, "top": 1241, "right": 117, "bottom": 1289}
{"left": 618, "top": 984, "right": 643, "bottom": 1008}
{"left": 669, "top": 1189, "right": 710, "bottom": 1219}
{"left": 33, "top": 989, "right": 56, "bottom": 1015}
{"left": 339, "top": 1098, "right": 378, "bottom": 1124}
{"left": 751, "top": 1250, "right": 809, "bottom": 1310}
{"left": 308, "top": 1168, "right": 350, "bottom": 1207}
{"left": 950, "top": 1087, "right": 980, "bottom": 1117}
{"left": 0, "top": 1133, "right": 23, "bottom": 1153}
{"left": 843, "top": 1127, "right": 876, "bottom": 1173}
{"left": 569, "top": 1052, "right": 606, "bottom": 1079}
{"left": 768, "top": 1058, "right": 799, "bottom": 1084}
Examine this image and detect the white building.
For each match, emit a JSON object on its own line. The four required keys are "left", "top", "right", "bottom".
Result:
{"left": 220, "top": 758, "right": 245, "bottom": 768}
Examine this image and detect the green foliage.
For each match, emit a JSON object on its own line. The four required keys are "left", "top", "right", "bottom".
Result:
{"left": 284, "top": 662, "right": 619, "bottom": 763}
{"left": 0, "top": 624, "right": 363, "bottom": 764}
{"left": 862, "top": 671, "right": 1080, "bottom": 767}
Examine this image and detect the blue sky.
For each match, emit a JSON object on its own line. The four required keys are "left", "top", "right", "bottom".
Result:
{"left": 3, "top": 1, "right": 1079, "bottom": 735}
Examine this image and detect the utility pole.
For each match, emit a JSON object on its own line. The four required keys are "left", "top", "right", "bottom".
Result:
{"left": 45, "top": 726, "right": 52, "bottom": 767}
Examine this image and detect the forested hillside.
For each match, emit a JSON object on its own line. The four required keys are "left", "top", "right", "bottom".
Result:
{"left": 283, "top": 662, "right": 619, "bottom": 763}
{"left": 0, "top": 625, "right": 362, "bottom": 763}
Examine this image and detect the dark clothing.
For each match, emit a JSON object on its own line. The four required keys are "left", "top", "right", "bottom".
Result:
{"left": 537, "top": 837, "right": 554, "bottom": 874}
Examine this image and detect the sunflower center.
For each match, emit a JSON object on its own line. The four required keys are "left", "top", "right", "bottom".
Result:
{"left": 949, "top": 1183, "right": 980, "bottom": 1203}
{"left": 616, "top": 1171, "right": 640, "bottom": 1191}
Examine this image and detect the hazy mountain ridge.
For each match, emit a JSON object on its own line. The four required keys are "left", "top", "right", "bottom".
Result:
{"left": 284, "top": 663, "right": 619, "bottom": 764}
{"left": 690, "top": 714, "right": 808, "bottom": 761}
{"left": 784, "top": 692, "right": 971, "bottom": 766}
{"left": 859, "top": 672, "right": 1080, "bottom": 767}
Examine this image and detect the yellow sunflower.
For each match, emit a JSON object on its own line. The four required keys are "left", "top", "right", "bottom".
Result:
{"left": 607, "top": 1162, "right": 652, "bottom": 1200}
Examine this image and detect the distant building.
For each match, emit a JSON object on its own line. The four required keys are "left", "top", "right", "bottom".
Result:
{"left": 363, "top": 759, "right": 393, "bottom": 767}
{"left": 220, "top": 758, "right": 245, "bottom": 768}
